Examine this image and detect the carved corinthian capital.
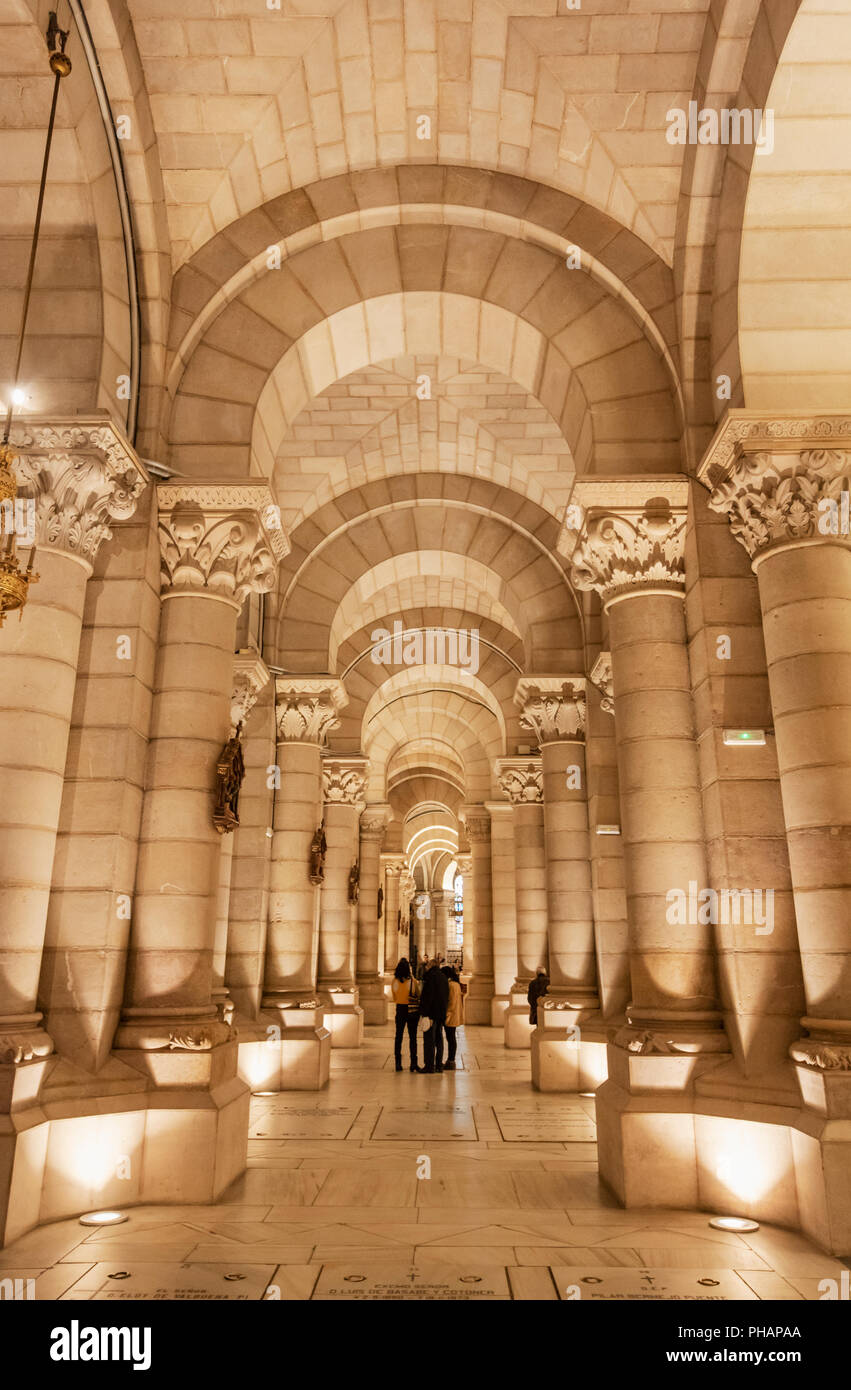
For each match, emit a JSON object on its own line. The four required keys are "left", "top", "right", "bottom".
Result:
{"left": 275, "top": 677, "right": 347, "bottom": 745}
{"left": 564, "top": 478, "right": 690, "bottom": 607}
{"left": 496, "top": 756, "right": 543, "bottom": 805}
{"left": 231, "top": 652, "right": 270, "bottom": 731}
{"left": 589, "top": 652, "right": 614, "bottom": 715}
{"left": 360, "top": 803, "right": 391, "bottom": 838}
{"left": 461, "top": 806, "right": 491, "bottom": 842}
{"left": 698, "top": 411, "right": 851, "bottom": 565}
{"left": 157, "top": 481, "right": 288, "bottom": 603}
{"left": 10, "top": 417, "right": 148, "bottom": 566}
{"left": 323, "top": 756, "right": 369, "bottom": 806}
{"left": 515, "top": 677, "right": 586, "bottom": 743}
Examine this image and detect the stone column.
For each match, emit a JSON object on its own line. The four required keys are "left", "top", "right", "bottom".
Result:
{"left": 212, "top": 654, "right": 269, "bottom": 1014}
{"left": 586, "top": 655, "right": 630, "bottom": 1023}
{"left": 454, "top": 861, "right": 472, "bottom": 965}
{"left": 0, "top": 423, "right": 147, "bottom": 1099}
{"left": 116, "top": 484, "right": 283, "bottom": 1063}
{"left": 496, "top": 757, "right": 546, "bottom": 1048}
{"left": 462, "top": 808, "right": 495, "bottom": 1024}
{"left": 430, "top": 889, "right": 450, "bottom": 960}
{"left": 318, "top": 756, "right": 367, "bottom": 1047}
{"left": 485, "top": 801, "right": 517, "bottom": 1025}
{"left": 703, "top": 417, "right": 851, "bottom": 1252}
{"left": 515, "top": 678, "right": 604, "bottom": 1091}
{"left": 382, "top": 856, "right": 405, "bottom": 973}
{"left": 225, "top": 677, "right": 275, "bottom": 1019}
{"left": 568, "top": 477, "right": 729, "bottom": 1208}
{"left": 356, "top": 805, "right": 391, "bottom": 1023}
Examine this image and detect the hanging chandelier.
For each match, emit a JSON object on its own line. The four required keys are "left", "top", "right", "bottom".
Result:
{"left": 0, "top": 14, "right": 73, "bottom": 626}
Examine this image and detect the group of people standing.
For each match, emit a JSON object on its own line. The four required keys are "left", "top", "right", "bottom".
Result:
{"left": 390, "top": 958, "right": 464, "bottom": 1073}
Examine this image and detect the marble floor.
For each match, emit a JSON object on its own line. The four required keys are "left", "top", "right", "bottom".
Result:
{"left": 2, "top": 1025, "right": 848, "bottom": 1301}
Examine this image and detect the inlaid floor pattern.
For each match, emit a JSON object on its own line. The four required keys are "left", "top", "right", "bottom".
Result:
{"left": 2, "top": 1026, "right": 847, "bottom": 1301}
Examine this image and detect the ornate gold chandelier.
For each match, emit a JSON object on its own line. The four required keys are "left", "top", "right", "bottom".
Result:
{"left": 0, "top": 13, "right": 72, "bottom": 626}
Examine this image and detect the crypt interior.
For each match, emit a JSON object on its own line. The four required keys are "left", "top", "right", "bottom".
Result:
{"left": 0, "top": 0, "right": 849, "bottom": 1301}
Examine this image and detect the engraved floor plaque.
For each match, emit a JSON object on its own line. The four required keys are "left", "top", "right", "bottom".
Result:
{"left": 313, "top": 1261, "right": 510, "bottom": 1300}
{"left": 249, "top": 1106, "right": 361, "bottom": 1139}
{"left": 557, "top": 1268, "right": 759, "bottom": 1301}
{"left": 371, "top": 1104, "right": 477, "bottom": 1141}
{"left": 493, "top": 1106, "right": 597, "bottom": 1143}
{"left": 64, "top": 1262, "right": 276, "bottom": 1301}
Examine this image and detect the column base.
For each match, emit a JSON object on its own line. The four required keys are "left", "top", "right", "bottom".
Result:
{"left": 504, "top": 987, "right": 534, "bottom": 1049}
{"left": 357, "top": 976, "right": 389, "bottom": 1026}
{"left": 531, "top": 1008, "right": 608, "bottom": 1092}
{"left": 320, "top": 988, "right": 364, "bottom": 1048}
{"left": 0, "top": 1069, "right": 248, "bottom": 1248}
{"left": 464, "top": 979, "right": 495, "bottom": 1026}
{"left": 490, "top": 994, "right": 509, "bottom": 1028}
{"left": 238, "top": 1006, "right": 331, "bottom": 1091}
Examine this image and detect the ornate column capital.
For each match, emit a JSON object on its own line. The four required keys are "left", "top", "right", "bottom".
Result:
{"left": 514, "top": 676, "right": 586, "bottom": 742}
{"left": 275, "top": 677, "right": 347, "bottom": 745}
{"left": 562, "top": 477, "right": 690, "bottom": 607}
{"left": 381, "top": 852, "right": 407, "bottom": 874}
{"left": 456, "top": 855, "right": 472, "bottom": 876}
{"left": 322, "top": 755, "right": 369, "bottom": 807}
{"left": 496, "top": 755, "right": 543, "bottom": 805}
{"left": 461, "top": 804, "right": 491, "bottom": 842}
{"left": 9, "top": 416, "right": 148, "bottom": 568}
{"left": 157, "top": 480, "right": 288, "bottom": 604}
{"left": 589, "top": 652, "right": 614, "bottom": 715}
{"left": 698, "top": 412, "right": 851, "bottom": 566}
{"left": 231, "top": 651, "right": 270, "bottom": 732}
{"left": 360, "top": 803, "right": 391, "bottom": 839}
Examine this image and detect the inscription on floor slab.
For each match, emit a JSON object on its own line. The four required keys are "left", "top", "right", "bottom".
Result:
{"left": 313, "top": 1262, "right": 509, "bottom": 1300}
{"left": 493, "top": 1106, "right": 597, "bottom": 1143}
{"left": 249, "top": 1107, "right": 361, "bottom": 1139}
{"left": 556, "top": 1268, "right": 759, "bottom": 1301}
{"left": 371, "top": 1104, "right": 477, "bottom": 1141}
{"left": 69, "top": 1263, "right": 275, "bottom": 1301}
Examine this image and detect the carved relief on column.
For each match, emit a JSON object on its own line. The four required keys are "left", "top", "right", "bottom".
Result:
{"left": 157, "top": 481, "right": 288, "bottom": 603}
{"left": 589, "top": 653, "right": 614, "bottom": 715}
{"left": 230, "top": 653, "right": 270, "bottom": 732}
{"left": 564, "top": 478, "right": 690, "bottom": 606}
{"left": 275, "top": 677, "right": 347, "bottom": 745}
{"left": 515, "top": 677, "right": 586, "bottom": 743}
{"left": 10, "top": 417, "right": 148, "bottom": 565}
{"left": 463, "top": 813, "right": 491, "bottom": 844}
{"left": 322, "top": 759, "right": 368, "bottom": 808}
{"left": 698, "top": 414, "right": 851, "bottom": 564}
{"left": 497, "top": 757, "right": 543, "bottom": 805}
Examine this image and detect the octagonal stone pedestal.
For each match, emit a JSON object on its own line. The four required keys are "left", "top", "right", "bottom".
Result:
{"left": 530, "top": 1006, "right": 608, "bottom": 1092}
{"left": 238, "top": 1007, "right": 331, "bottom": 1091}
{"left": 321, "top": 989, "right": 364, "bottom": 1049}
{"left": 504, "top": 988, "right": 534, "bottom": 1049}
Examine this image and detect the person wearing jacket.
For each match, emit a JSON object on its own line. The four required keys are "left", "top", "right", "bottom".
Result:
{"left": 391, "top": 958, "right": 424, "bottom": 1072}
{"left": 527, "top": 968, "right": 549, "bottom": 1024}
{"left": 419, "top": 961, "right": 449, "bottom": 1072}
{"left": 442, "top": 965, "right": 463, "bottom": 1069}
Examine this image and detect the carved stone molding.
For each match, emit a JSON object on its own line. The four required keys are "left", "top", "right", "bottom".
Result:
{"left": 461, "top": 805, "right": 491, "bottom": 842}
{"left": 360, "top": 804, "right": 391, "bottom": 839}
{"left": 496, "top": 756, "right": 543, "bottom": 805}
{"left": 231, "top": 652, "right": 270, "bottom": 731}
{"left": 323, "top": 756, "right": 369, "bottom": 806}
{"left": 707, "top": 449, "right": 851, "bottom": 563}
{"left": 157, "top": 481, "right": 287, "bottom": 602}
{"left": 456, "top": 855, "right": 472, "bottom": 876}
{"left": 515, "top": 676, "right": 586, "bottom": 742}
{"left": 589, "top": 653, "right": 614, "bottom": 715}
{"left": 697, "top": 409, "right": 851, "bottom": 490}
{"left": 790, "top": 1039, "right": 851, "bottom": 1072}
{"left": 9, "top": 417, "right": 148, "bottom": 566}
{"left": 275, "top": 677, "right": 347, "bottom": 745}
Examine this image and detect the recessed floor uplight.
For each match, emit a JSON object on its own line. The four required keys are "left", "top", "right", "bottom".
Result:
{"left": 252, "top": 1090, "right": 277, "bottom": 1096}
{"left": 708, "top": 1216, "right": 760, "bottom": 1233}
{"left": 79, "top": 1210, "right": 128, "bottom": 1227}
{"left": 579, "top": 1091, "right": 596, "bottom": 1098}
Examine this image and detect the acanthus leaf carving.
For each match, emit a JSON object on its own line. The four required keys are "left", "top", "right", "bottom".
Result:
{"left": 708, "top": 449, "right": 850, "bottom": 561}
{"left": 497, "top": 759, "right": 543, "bottom": 805}
{"left": 515, "top": 678, "right": 586, "bottom": 742}
{"left": 570, "top": 501, "right": 687, "bottom": 603}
